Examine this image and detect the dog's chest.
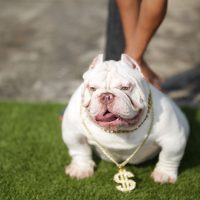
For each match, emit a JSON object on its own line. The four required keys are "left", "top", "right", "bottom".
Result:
{"left": 81, "top": 117, "right": 160, "bottom": 163}
{"left": 93, "top": 141, "right": 160, "bottom": 164}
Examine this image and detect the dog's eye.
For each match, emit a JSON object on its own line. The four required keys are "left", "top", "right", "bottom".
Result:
{"left": 89, "top": 86, "right": 96, "bottom": 92}
{"left": 120, "top": 86, "right": 130, "bottom": 91}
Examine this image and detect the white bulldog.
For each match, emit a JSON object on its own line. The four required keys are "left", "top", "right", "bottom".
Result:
{"left": 62, "top": 54, "right": 189, "bottom": 183}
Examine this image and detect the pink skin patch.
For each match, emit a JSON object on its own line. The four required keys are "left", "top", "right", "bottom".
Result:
{"left": 94, "top": 109, "right": 143, "bottom": 130}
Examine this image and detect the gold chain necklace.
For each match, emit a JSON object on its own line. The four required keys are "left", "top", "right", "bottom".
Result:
{"left": 81, "top": 91, "right": 154, "bottom": 192}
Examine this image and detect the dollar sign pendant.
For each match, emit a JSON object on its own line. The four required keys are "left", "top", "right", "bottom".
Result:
{"left": 113, "top": 168, "right": 136, "bottom": 192}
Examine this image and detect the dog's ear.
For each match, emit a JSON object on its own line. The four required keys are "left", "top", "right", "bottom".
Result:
{"left": 121, "top": 54, "right": 142, "bottom": 73}
{"left": 89, "top": 54, "right": 104, "bottom": 69}
{"left": 83, "top": 54, "right": 104, "bottom": 80}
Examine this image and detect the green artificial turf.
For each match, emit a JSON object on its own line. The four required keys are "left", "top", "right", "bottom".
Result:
{"left": 0, "top": 102, "right": 200, "bottom": 200}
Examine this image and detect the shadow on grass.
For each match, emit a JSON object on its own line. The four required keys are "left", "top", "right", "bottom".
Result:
{"left": 180, "top": 107, "right": 200, "bottom": 172}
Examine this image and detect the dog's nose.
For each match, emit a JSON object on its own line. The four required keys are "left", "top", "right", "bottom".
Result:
{"left": 100, "top": 93, "right": 115, "bottom": 104}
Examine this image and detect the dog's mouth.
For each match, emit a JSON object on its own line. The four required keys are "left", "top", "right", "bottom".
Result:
{"left": 94, "top": 109, "right": 143, "bottom": 130}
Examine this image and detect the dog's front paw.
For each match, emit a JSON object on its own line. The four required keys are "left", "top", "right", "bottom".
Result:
{"left": 65, "top": 160, "right": 95, "bottom": 179}
{"left": 151, "top": 167, "right": 177, "bottom": 184}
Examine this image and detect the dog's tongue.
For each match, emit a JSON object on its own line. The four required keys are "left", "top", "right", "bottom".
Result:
{"left": 96, "top": 112, "right": 117, "bottom": 122}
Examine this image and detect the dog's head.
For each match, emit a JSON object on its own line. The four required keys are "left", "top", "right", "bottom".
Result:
{"left": 81, "top": 54, "right": 150, "bottom": 132}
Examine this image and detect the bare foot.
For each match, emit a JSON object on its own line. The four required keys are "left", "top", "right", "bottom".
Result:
{"left": 124, "top": 51, "right": 163, "bottom": 90}
{"left": 138, "top": 59, "right": 163, "bottom": 91}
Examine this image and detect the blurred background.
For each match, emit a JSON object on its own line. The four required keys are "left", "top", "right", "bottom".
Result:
{"left": 0, "top": 0, "right": 199, "bottom": 105}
